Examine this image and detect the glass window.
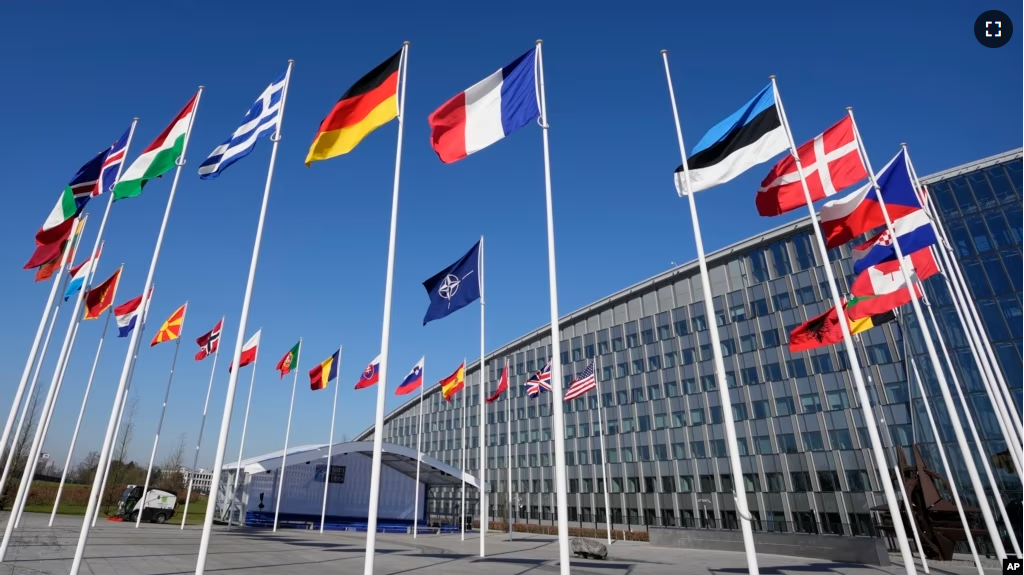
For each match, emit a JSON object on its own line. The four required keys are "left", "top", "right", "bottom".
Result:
{"left": 754, "top": 435, "right": 772, "bottom": 455}
{"left": 631, "top": 359, "right": 645, "bottom": 375}
{"left": 801, "top": 431, "right": 825, "bottom": 451}
{"left": 795, "top": 286, "right": 816, "bottom": 305}
{"left": 601, "top": 365, "right": 613, "bottom": 381}
{"left": 846, "top": 470, "right": 871, "bottom": 492}
{"left": 999, "top": 295, "right": 1023, "bottom": 339}
{"left": 682, "top": 378, "right": 697, "bottom": 394}
{"left": 671, "top": 410, "right": 685, "bottom": 427}
{"left": 867, "top": 343, "right": 892, "bottom": 365}
{"left": 638, "top": 415, "right": 651, "bottom": 432}
{"left": 772, "top": 290, "right": 794, "bottom": 311}
{"left": 673, "top": 307, "right": 690, "bottom": 336}
{"left": 621, "top": 447, "right": 634, "bottom": 462}
{"left": 751, "top": 400, "right": 769, "bottom": 419}
{"left": 985, "top": 212, "right": 1015, "bottom": 248}
{"left": 648, "top": 354, "right": 661, "bottom": 371}
{"left": 930, "top": 181, "right": 959, "bottom": 217}
{"left": 979, "top": 299, "right": 1012, "bottom": 341}
{"left": 710, "top": 439, "right": 727, "bottom": 457}
{"left": 598, "top": 330, "right": 610, "bottom": 355}
{"left": 641, "top": 317, "right": 655, "bottom": 344}
{"left": 607, "top": 419, "right": 619, "bottom": 434}
{"left": 800, "top": 393, "right": 822, "bottom": 413}
{"left": 701, "top": 375, "right": 717, "bottom": 392}
{"left": 826, "top": 389, "right": 850, "bottom": 411}
{"left": 729, "top": 304, "right": 746, "bottom": 323}
{"left": 732, "top": 403, "right": 748, "bottom": 421}
{"left": 616, "top": 362, "right": 628, "bottom": 378}
{"left": 765, "top": 472, "right": 785, "bottom": 492}
{"left": 990, "top": 164, "right": 1018, "bottom": 203}
{"left": 672, "top": 442, "right": 686, "bottom": 459}
{"left": 1005, "top": 206, "right": 1023, "bottom": 244}
{"left": 690, "top": 408, "right": 705, "bottom": 425}
{"left": 750, "top": 298, "right": 769, "bottom": 317}
{"left": 792, "top": 233, "right": 815, "bottom": 271}
{"left": 818, "top": 470, "right": 841, "bottom": 492}
{"left": 690, "top": 441, "right": 707, "bottom": 458}
{"left": 654, "top": 444, "right": 668, "bottom": 461}
{"left": 967, "top": 172, "right": 997, "bottom": 210}
{"left": 741, "top": 367, "right": 759, "bottom": 385}
{"left": 740, "top": 334, "right": 758, "bottom": 353}
{"left": 768, "top": 241, "right": 792, "bottom": 276}
{"left": 951, "top": 176, "right": 977, "bottom": 215}
{"left": 607, "top": 448, "right": 618, "bottom": 463}
{"left": 1001, "top": 250, "right": 1023, "bottom": 292}
{"left": 657, "top": 312, "right": 672, "bottom": 340}
{"left": 786, "top": 358, "right": 808, "bottom": 378}
{"left": 777, "top": 433, "right": 798, "bottom": 453}
{"left": 828, "top": 429, "right": 854, "bottom": 449}
{"left": 647, "top": 384, "right": 662, "bottom": 400}
{"left": 749, "top": 249, "right": 770, "bottom": 282}
{"left": 721, "top": 339, "right": 736, "bottom": 356}
{"left": 680, "top": 348, "right": 695, "bottom": 365}
{"left": 811, "top": 353, "right": 834, "bottom": 374}
{"left": 621, "top": 417, "right": 635, "bottom": 433}
{"left": 654, "top": 413, "right": 668, "bottom": 429}
{"left": 665, "top": 381, "right": 679, "bottom": 398}
{"left": 691, "top": 315, "right": 707, "bottom": 332}
{"left": 611, "top": 326, "right": 624, "bottom": 352}
{"left": 962, "top": 259, "right": 992, "bottom": 298}
{"left": 761, "top": 329, "right": 780, "bottom": 348}
{"left": 982, "top": 253, "right": 1013, "bottom": 295}
{"left": 967, "top": 216, "right": 993, "bottom": 253}
{"left": 775, "top": 396, "right": 795, "bottom": 416}
{"left": 626, "top": 322, "right": 640, "bottom": 348}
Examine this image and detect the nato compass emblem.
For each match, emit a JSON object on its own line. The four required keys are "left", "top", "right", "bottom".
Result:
{"left": 438, "top": 270, "right": 474, "bottom": 309}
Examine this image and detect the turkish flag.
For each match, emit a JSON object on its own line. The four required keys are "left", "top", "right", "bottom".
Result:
{"left": 755, "top": 116, "right": 867, "bottom": 217}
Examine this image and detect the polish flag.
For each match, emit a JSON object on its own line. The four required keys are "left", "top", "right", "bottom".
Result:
{"left": 428, "top": 48, "right": 539, "bottom": 163}
{"left": 229, "top": 330, "right": 261, "bottom": 372}
{"left": 756, "top": 116, "right": 866, "bottom": 216}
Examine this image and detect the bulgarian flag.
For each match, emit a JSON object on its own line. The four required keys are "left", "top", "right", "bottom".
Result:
{"left": 113, "top": 94, "right": 198, "bottom": 201}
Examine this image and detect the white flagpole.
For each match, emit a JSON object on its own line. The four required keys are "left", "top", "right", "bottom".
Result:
{"left": 50, "top": 264, "right": 125, "bottom": 525}
{"left": 534, "top": 39, "right": 572, "bottom": 575}
{"left": 412, "top": 357, "right": 425, "bottom": 538}
{"left": 770, "top": 78, "right": 918, "bottom": 574}
{"left": 478, "top": 236, "right": 487, "bottom": 556}
{"left": 461, "top": 357, "right": 468, "bottom": 541}
{"left": 180, "top": 315, "right": 224, "bottom": 529}
{"left": 363, "top": 41, "right": 409, "bottom": 575}
{"left": 273, "top": 339, "right": 302, "bottom": 532}
{"left": 195, "top": 59, "right": 294, "bottom": 574}
{"left": 319, "top": 345, "right": 343, "bottom": 534}
{"left": 594, "top": 361, "right": 612, "bottom": 544}
{"left": 505, "top": 359, "right": 512, "bottom": 541}
{"left": 847, "top": 110, "right": 1005, "bottom": 559}
{"left": 660, "top": 51, "right": 759, "bottom": 574}
{"left": 135, "top": 303, "right": 188, "bottom": 528}
{"left": 229, "top": 344, "right": 260, "bottom": 528}
{"left": 64, "top": 87, "right": 203, "bottom": 574}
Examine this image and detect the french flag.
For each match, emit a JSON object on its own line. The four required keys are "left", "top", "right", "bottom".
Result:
{"left": 819, "top": 149, "right": 921, "bottom": 249}
{"left": 428, "top": 48, "right": 539, "bottom": 164}
{"left": 395, "top": 357, "right": 425, "bottom": 396}
{"left": 355, "top": 355, "right": 381, "bottom": 390}
{"left": 851, "top": 210, "right": 938, "bottom": 274}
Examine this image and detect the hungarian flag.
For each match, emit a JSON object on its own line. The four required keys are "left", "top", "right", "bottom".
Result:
{"left": 229, "top": 330, "right": 261, "bottom": 372}
{"left": 276, "top": 340, "right": 301, "bottom": 379}
{"left": 195, "top": 318, "right": 223, "bottom": 361}
{"left": 788, "top": 297, "right": 886, "bottom": 352}
{"left": 83, "top": 268, "right": 122, "bottom": 320}
{"left": 151, "top": 303, "right": 187, "bottom": 347}
{"left": 440, "top": 362, "right": 466, "bottom": 402}
{"left": 485, "top": 363, "right": 510, "bottom": 403}
{"left": 114, "top": 93, "right": 199, "bottom": 200}
{"left": 755, "top": 116, "right": 866, "bottom": 217}
{"left": 305, "top": 49, "right": 402, "bottom": 165}
{"left": 309, "top": 349, "right": 340, "bottom": 391}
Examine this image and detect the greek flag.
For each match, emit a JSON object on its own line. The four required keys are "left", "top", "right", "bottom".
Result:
{"left": 198, "top": 72, "right": 286, "bottom": 179}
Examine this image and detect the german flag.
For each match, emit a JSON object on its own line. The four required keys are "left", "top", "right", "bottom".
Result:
{"left": 306, "top": 48, "right": 403, "bottom": 165}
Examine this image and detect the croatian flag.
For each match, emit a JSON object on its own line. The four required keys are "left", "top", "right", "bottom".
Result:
{"left": 819, "top": 149, "right": 921, "bottom": 249}
{"left": 355, "top": 355, "right": 381, "bottom": 390}
{"left": 428, "top": 48, "right": 539, "bottom": 163}
{"left": 99, "top": 126, "right": 132, "bottom": 196}
{"left": 64, "top": 255, "right": 96, "bottom": 301}
{"left": 395, "top": 357, "right": 425, "bottom": 396}
{"left": 851, "top": 210, "right": 938, "bottom": 275}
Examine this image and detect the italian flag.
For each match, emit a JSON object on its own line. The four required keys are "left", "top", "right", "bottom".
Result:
{"left": 113, "top": 94, "right": 198, "bottom": 201}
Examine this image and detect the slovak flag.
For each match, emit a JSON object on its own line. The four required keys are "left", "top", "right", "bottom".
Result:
{"left": 114, "top": 288, "right": 152, "bottom": 338}
{"left": 395, "top": 357, "right": 425, "bottom": 396}
{"left": 428, "top": 48, "right": 539, "bottom": 164}
{"left": 851, "top": 210, "right": 938, "bottom": 275}
{"left": 355, "top": 355, "right": 381, "bottom": 390}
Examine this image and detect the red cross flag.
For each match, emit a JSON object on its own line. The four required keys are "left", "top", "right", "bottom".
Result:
{"left": 755, "top": 116, "right": 867, "bottom": 217}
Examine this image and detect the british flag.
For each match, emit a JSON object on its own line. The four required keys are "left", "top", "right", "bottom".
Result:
{"left": 98, "top": 126, "right": 133, "bottom": 196}
{"left": 563, "top": 361, "right": 596, "bottom": 402}
{"left": 524, "top": 361, "right": 552, "bottom": 399}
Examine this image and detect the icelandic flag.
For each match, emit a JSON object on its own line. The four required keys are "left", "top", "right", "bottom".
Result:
{"left": 851, "top": 210, "right": 938, "bottom": 274}
{"left": 354, "top": 355, "right": 381, "bottom": 389}
{"left": 98, "top": 126, "right": 133, "bottom": 196}
{"left": 63, "top": 255, "right": 97, "bottom": 301}
{"left": 199, "top": 72, "right": 286, "bottom": 179}
{"left": 675, "top": 83, "right": 788, "bottom": 195}
{"left": 819, "top": 149, "right": 922, "bottom": 249}
{"left": 395, "top": 357, "right": 425, "bottom": 396}
{"left": 428, "top": 48, "right": 539, "bottom": 163}
{"left": 525, "top": 361, "right": 552, "bottom": 399}
{"left": 422, "top": 241, "right": 481, "bottom": 325}
{"left": 115, "top": 293, "right": 146, "bottom": 337}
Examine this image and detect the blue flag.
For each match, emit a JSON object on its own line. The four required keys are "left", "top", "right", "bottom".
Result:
{"left": 422, "top": 241, "right": 481, "bottom": 325}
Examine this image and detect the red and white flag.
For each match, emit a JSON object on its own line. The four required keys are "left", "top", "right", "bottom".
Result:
{"left": 850, "top": 247, "right": 939, "bottom": 298}
{"left": 228, "top": 330, "right": 261, "bottom": 372}
{"left": 485, "top": 363, "right": 510, "bottom": 404}
{"left": 755, "top": 116, "right": 866, "bottom": 217}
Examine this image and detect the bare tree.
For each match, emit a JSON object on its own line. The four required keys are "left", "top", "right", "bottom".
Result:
{"left": 74, "top": 451, "right": 101, "bottom": 484}
{"left": 0, "top": 391, "right": 40, "bottom": 509}
{"left": 156, "top": 432, "right": 187, "bottom": 493}
{"left": 104, "top": 394, "right": 139, "bottom": 513}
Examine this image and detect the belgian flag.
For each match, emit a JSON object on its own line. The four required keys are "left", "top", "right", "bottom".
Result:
{"left": 305, "top": 48, "right": 403, "bottom": 165}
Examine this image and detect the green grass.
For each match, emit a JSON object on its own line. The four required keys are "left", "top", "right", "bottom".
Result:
{"left": 22, "top": 497, "right": 209, "bottom": 525}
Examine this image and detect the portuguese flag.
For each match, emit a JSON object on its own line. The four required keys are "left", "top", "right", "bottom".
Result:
{"left": 305, "top": 49, "right": 402, "bottom": 165}
{"left": 276, "top": 340, "right": 301, "bottom": 379}
{"left": 114, "top": 94, "right": 198, "bottom": 200}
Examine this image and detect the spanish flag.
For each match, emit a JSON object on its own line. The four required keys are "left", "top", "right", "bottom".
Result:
{"left": 151, "top": 303, "right": 187, "bottom": 347}
{"left": 309, "top": 349, "right": 340, "bottom": 391}
{"left": 305, "top": 49, "right": 403, "bottom": 165}
{"left": 439, "top": 361, "right": 465, "bottom": 402}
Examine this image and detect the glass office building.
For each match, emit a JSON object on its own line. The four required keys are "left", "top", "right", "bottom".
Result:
{"left": 357, "top": 148, "right": 1022, "bottom": 537}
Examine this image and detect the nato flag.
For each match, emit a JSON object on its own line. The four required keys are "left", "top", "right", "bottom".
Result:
{"left": 422, "top": 240, "right": 481, "bottom": 325}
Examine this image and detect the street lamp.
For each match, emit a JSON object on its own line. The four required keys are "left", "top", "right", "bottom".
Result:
{"left": 697, "top": 499, "right": 712, "bottom": 529}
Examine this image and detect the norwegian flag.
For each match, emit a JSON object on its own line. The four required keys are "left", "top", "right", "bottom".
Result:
{"left": 564, "top": 361, "right": 596, "bottom": 402}
{"left": 524, "top": 361, "right": 552, "bottom": 399}
{"left": 755, "top": 116, "right": 867, "bottom": 217}
{"left": 194, "top": 318, "right": 223, "bottom": 361}
{"left": 98, "top": 126, "right": 133, "bottom": 196}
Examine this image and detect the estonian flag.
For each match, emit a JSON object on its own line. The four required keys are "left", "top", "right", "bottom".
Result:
{"left": 675, "top": 83, "right": 788, "bottom": 195}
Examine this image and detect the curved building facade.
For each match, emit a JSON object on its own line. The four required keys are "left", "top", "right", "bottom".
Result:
{"left": 357, "top": 148, "right": 1022, "bottom": 537}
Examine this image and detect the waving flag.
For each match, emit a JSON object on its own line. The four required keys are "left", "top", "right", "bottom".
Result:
{"left": 525, "top": 361, "right": 552, "bottom": 399}
{"left": 199, "top": 72, "right": 286, "bottom": 179}
{"left": 276, "top": 340, "right": 301, "bottom": 379}
{"left": 99, "top": 126, "right": 133, "bottom": 196}
{"left": 428, "top": 48, "right": 539, "bottom": 164}
{"left": 439, "top": 362, "right": 466, "bottom": 402}
{"left": 422, "top": 241, "right": 481, "bottom": 325}
{"left": 194, "top": 318, "right": 223, "bottom": 361}
{"left": 115, "top": 288, "right": 153, "bottom": 338}
{"left": 309, "top": 349, "right": 340, "bottom": 391}
{"left": 36, "top": 150, "right": 108, "bottom": 246}
{"left": 395, "top": 357, "right": 425, "bottom": 396}
{"left": 114, "top": 94, "right": 199, "bottom": 200}
{"left": 64, "top": 253, "right": 98, "bottom": 301}
{"left": 229, "top": 330, "right": 261, "bottom": 372}
{"left": 355, "top": 355, "right": 381, "bottom": 389}
{"left": 564, "top": 361, "right": 597, "bottom": 401}
{"left": 151, "top": 303, "right": 187, "bottom": 347}
{"left": 851, "top": 210, "right": 938, "bottom": 274}
{"left": 83, "top": 268, "right": 121, "bottom": 320}
{"left": 485, "top": 363, "right": 510, "bottom": 404}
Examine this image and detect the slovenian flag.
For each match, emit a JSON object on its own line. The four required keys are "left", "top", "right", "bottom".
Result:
{"left": 114, "top": 289, "right": 152, "bottom": 338}
{"left": 64, "top": 255, "right": 97, "bottom": 301}
{"left": 354, "top": 355, "right": 381, "bottom": 390}
{"left": 395, "top": 357, "right": 424, "bottom": 396}
{"left": 428, "top": 48, "right": 539, "bottom": 164}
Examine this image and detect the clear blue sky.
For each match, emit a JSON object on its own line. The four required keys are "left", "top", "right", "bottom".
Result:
{"left": 1, "top": 1, "right": 1020, "bottom": 471}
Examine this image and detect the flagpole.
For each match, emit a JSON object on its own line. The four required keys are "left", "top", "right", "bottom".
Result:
{"left": 181, "top": 315, "right": 224, "bottom": 530}
{"left": 319, "top": 345, "right": 343, "bottom": 534}
{"left": 892, "top": 334, "right": 931, "bottom": 574}
{"left": 412, "top": 357, "right": 425, "bottom": 539}
{"left": 461, "top": 356, "right": 468, "bottom": 541}
{"left": 64, "top": 87, "right": 203, "bottom": 574}
{"left": 847, "top": 109, "right": 1005, "bottom": 559}
{"left": 905, "top": 146, "right": 1024, "bottom": 449}
{"left": 363, "top": 41, "right": 409, "bottom": 575}
{"left": 229, "top": 345, "right": 260, "bottom": 528}
{"left": 533, "top": 40, "right": 572, "bottom": 575}
{"left": 273, "top": 339, "right": 301, "bottom": 533}
{"left": 594, "top": 360, "right": 612, "bottom": 544}
{"left": 50, "top": 264, "right": 125, "bottom": 525}
{"left": 478, "top": 235, "right": 487, "bottom": 556}
{"left": 136, "top": 303, "right": 188, "bottom": 528}
{"left": 195, "top": 58, "right": 294, "bottom": 573}
{"left": 505, "top": 358, "right": 512, "bottom": 541}
{"left": 660, "top": 51, "right": 759, "bottom": 573}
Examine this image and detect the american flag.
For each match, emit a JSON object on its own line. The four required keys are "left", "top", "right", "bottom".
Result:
{"left": 564, "top": 361, "right": 596, "bottom": 401}
{"left": 524, "top": 361, "right": 552, "bottom": 399}
{"left": 98, "top": 126, "right": 133, "bottom": 196}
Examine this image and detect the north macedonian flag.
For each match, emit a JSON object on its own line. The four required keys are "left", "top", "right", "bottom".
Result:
{"left": 151, "top": 303, "right": 187, "bottom": 347}
{"left": 305, "top": 49, "right": 403, "bottom": 165}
